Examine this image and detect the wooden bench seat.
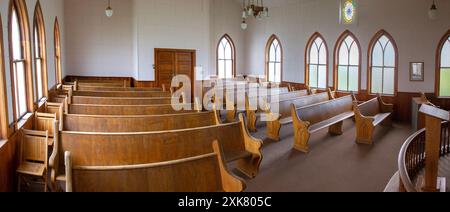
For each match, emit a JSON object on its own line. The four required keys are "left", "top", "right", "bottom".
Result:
{"left": 76, "top": 85, "right": 163, "bottom": 92}
{"left": 72, "top": 90, "right": 171, "bottom": 98}
{"left": 71, "top": 96, "right": 178, "bottom": 105}
{"left": 245, "top": 89, "right": 310, "bottom": 131}
{"left": 291, "top": 95, "right": 355, "bottom": 153}
{"left": 265, "top": 90, "right": 334, "bottom": 141}
{"left": 68, "top": 103, "right": 199, "bottom": 115}
{"left": 63, "top": 111, "right": 220, "bottom": 132}
{"left": 65, "top": 141, "right": 245, "bottom": 192}
{"left": 354, "top": 96, "right": 394, "bottom": 144}
{"left": 49, "top": 114, "right": 262, "bottom": 190}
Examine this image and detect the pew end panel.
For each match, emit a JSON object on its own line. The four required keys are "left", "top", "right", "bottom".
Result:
{"left": 291, "top": 104, "right": 312, "bottom": 153}
{"left": 237, "top": 114, "right": 263, "bottom": 178}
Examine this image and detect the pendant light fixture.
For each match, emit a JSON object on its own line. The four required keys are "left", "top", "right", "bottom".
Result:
{"left": 105, "top": 0, "right": 114, "bottom": 18}
{"left": 428, "top": 0, "right": 438, "bottom": 20}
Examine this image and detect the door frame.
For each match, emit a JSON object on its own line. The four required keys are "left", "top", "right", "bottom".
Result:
{"left": 154, "top": 48, "right": 196, "bottom": 100}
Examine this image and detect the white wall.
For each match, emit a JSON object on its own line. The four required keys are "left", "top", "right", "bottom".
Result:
{"left": 64, "top": 0, "right": 245, "bottom": 81}
{"left": 1, "top": 0, "right": 65, "bottom": 123}
{"left": 244, "top": 0, "right": 450, "bottom": 93}
{"left": 65, "top": 0, "right": 134, "bottom": 77}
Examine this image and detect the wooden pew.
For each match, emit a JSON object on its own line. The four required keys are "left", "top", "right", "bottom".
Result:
{"left": 224, "top": 87, "right": 290, "bottom": 122}
{"left": 354, "top": 95, "right": 394, "bottom": 144}
{"left": 63, "top": 111, "right": 220, "bottom": 132}
{"left": 72, "top": 90, "right": 171, "bottom": 98}
{"left": 291, "top": 95, "right": 355, "bottom": 153}
{"left": 34, "top": 113, "right": 59, "bottom": 146}
{"left": 265, "top": 90, "right": 334, "bottom": 141}
{"left": 68, "top": 103, "right": 199, "bottom": 115}
{"left": 64, "top": 140, "right": 245, "bottom": 192}
{"left": 71, "top": 96, "right": 177, "bottom": 105}
{"left": 245, "top": 89, "right": 311, "bottom": 132}
{"left": 76, "top": 85, "right": 163, "bottom": 92}
{"left": 49, "top": 114, "right": 262, "bottom": 189}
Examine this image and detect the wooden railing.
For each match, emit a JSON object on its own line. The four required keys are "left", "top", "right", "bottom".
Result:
{"left": 398, "top": 122, "right": 450, "bottom": 192}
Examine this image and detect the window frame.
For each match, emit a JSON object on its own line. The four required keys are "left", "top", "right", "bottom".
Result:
{"left": 333, "top": 30, "right": 361, "bottom": 93}
{"left": 33, "top": 1, "right": 48, "bottom": 103}
{"left": 435, "top": 30, "right": 450, "bottom": 98}
{"left": 54, "top": 17, "right": 62, "bottom": 85}
{"left": 367, "top": 30, "right": 398, "bottom": 96}
{"left": 305, "top": 32, "right": 329, "bottom": 90}
{"left": 216, "top": 34, "right": 236, "bottom": 79}
{"left": 0, "top": 14, "right": 10, "bottom": 139}
{"left": 8, "top": 0, "right": 34, "bottom": 124}
{"left": 265, "top": 34, "right": 283, "bottom": 83}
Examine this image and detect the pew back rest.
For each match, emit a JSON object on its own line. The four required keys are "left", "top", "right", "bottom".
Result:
{"left": 357, "top": 97, "right": 380, "bottom": 117}
{"left": 73, "top": 91, "right": 171, "bottom": 98}
{"left": 68, "top": 104, "right": 196, "bottom": 115}
{"left": 58, "top": 123, "right": 246, "bottom": 167}
{"left": 46, "top": 102, "right": 64, "bottom": 130}
{"left": 65, "top": 141, "right": 244, "bottom": 192}
{"left": 63, "top": 111, "right": 219, "bottom": 132}
{"left": 297, "top": 95, "right": 354, "bottom": 125}
{"left": 271, "top": 92, "right": 331, "bottom": 119}
{"left": 245, "top": 89, "right": 309, "bottom": 110}
{"left": 72, "top": 96, "right": 176, "bottom": 105}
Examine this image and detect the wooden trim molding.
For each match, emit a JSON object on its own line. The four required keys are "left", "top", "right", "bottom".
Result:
{"left": 8, "top": 0, "right": 34, "bottom": 124}
{"left": 333, "top": 30, "right": 362, "bottom": 93}
{"left": 216, "top": 34, "right": 236, "bottom": 78}
{"left": 54, "top": 17, "right": 62, "bottom": 85}
{"left": 33, "top": 0, "right": 49, "bottom": 100}
{"left": 265, "top": 34, "right": 283, "bottom": 83}
{"left": 435, "top": 29, "right": 450, "bottom": 97}
{"left": 0, "top": 14, "right": 9, "bottom": 139}
{"left": 305, "top": 32, "right": 329, "bottom": 90}
{"left": 367, "top": 29, "right": 399, "bottom": 96}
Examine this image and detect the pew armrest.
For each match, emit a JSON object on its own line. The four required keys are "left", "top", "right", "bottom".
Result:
{"left": 48, "top": 135, "right": 59, "bottom": 185}
{"left": 378, "top": 96, "right": 394, "bottom": 113}
{"left": 238, "top": 114, "right": 263, "bottom": 156}
{"left": 354, "top": 106, "right": 375, "bottom": 127}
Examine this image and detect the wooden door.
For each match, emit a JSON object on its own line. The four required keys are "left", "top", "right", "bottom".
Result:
{"left": 155, "top": 49, "right": 195, "bottom": 89}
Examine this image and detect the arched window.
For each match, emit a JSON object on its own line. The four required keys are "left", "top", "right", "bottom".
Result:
{"left": 368, "top": 30, "right": 398, "bottom": 96}
{"left": 54, "top": 18, "right": 62, "bottom": 85}
{"left": 437, "top": 30, "right": 450, "bottom": 97}
{"left": 265, "top": 35, "right": 282, "bottom": 83}
{"left": 306, "top": 33, "right": 328, "bottom": 89}
{"left": 334, "top": 31, "right": 360, "bottom": 92}
{"left": 9, "top": 0, "right": 33, "bottom": 120}
{"left": 217, "top": 34, "right": 235, "bottom": 79}
{"left": 0, "top": 14, "right": 9, "bottom": 138}
{"left": 33, "top": 1, "right": 48, "bottom": 102}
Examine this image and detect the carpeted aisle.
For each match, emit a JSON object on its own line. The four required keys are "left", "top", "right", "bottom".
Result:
{"left": 234, "top": 119, "right": 415, "bottom": 192}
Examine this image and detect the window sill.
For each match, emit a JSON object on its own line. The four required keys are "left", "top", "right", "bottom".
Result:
{"left": 436, "top": 96, "right": 450, "bottom": 99}
{"left": 0, "top": 139, "right": 7, "bottom": 150}
{"left": 17, "top": 113, "right": 33, "bottom": 130}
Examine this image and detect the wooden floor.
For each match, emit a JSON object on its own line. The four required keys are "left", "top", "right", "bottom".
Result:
{"left": 231, "top": 119, "right": 415, "bottom": 192}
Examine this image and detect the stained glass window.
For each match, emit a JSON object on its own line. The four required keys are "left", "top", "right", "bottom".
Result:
{"left": 307, "top": 35, "right": 327, "bottom": 89}
{"left": 370, "top": 33, "right": 397, "bottom": 95}
{"left": 337, "top": 34, "right": 359, "bottom": 92}
{"left": 266, "top": 36, "right": 282, "bottom": 83}
{"left": 217, "top": 35, "right": 235, "bottom": 79}
{"left": 439, "top": 36, "right": 450, "bottom": 96}
{"left": 340, "top": 0, "right": 357, "bottom": 25}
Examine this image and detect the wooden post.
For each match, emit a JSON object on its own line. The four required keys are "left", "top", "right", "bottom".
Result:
{"left": 419, "top": 104, "right": 449, "bottom": 192}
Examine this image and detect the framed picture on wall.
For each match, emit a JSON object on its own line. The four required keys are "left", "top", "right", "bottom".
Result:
{"left": 410, "top": 62, "right": 424, "bottom": 81}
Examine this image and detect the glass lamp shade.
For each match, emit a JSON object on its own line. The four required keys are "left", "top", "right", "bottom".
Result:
{"left": 241, "top": 21, "right": 248, "bottom": 30}
{"left": 242, "top": 10, "right": 248, "bottom": 19}
{"left": 428, "top": 6, "right": 437, "bottom": 20}
{"left": 105, "top": 7, "right": 114, "bottom": 17}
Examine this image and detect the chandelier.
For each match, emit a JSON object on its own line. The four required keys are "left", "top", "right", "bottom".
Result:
{"left": 241, "top": 0, "right": 269, "bottom": 30}
{"left": 105, "top": 0, "right": 113, "bottom": 18}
